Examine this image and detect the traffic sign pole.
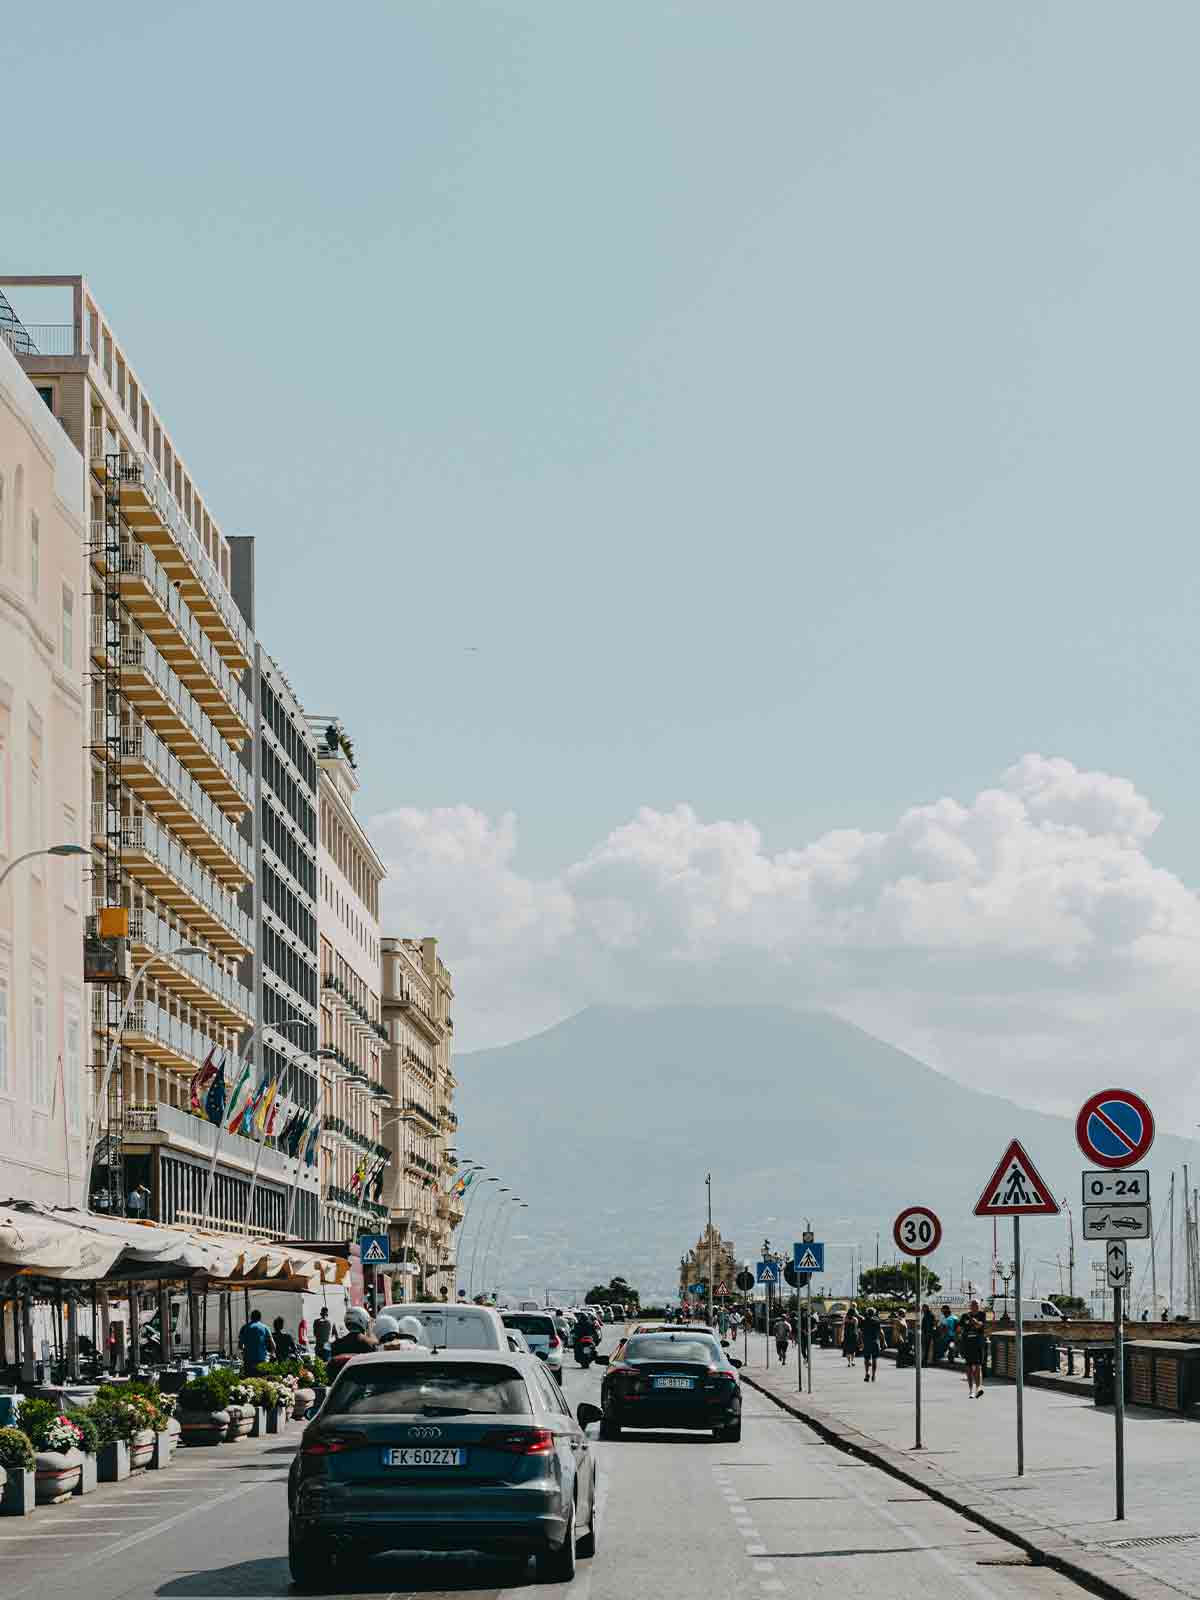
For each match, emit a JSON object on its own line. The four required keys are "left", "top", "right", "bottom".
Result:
{"left": 893, "top": 1207, "right": 940, "bottom": 1452}
{"left": 1014, "top": 1215, "right": 1024, "bottom": 1477}
{"left": 915, "top": 1254, "right": 922, "bottom": 1450}
{"left": 806, "top": 1275, "right": 813, "bottom": 1394}
{"left": 1114, "top": 1281, "right": 1126, "bottom": 1520}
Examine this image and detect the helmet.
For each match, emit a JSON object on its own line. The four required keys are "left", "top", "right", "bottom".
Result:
{"left": 344, "top": 1306, "right": 370, "bottom": 1332}
{"left": 397, "top": 1316, "right": 425, "bottom": 1344}
{"left": 373, "top": 1314, "right": 400, "bottom": 1341}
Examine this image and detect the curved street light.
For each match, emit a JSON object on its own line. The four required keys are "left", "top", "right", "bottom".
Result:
{"left": 487, "top": 1198, "right": 528, "bottom": 1302}
{"left": 467, "top": 1180, "right": 504, "bottom": 1299}
{"left": 481, "top": 1194, "right": 519, "bottom": 1300}
{"left": 83, "top": 941, "right": 207, "bottom": 1212}
{"left": 0, "top": 842, "right": 89, "bottom": 893}
{"left": 475, "top": 1187, "right": 513, "bottom": 1303}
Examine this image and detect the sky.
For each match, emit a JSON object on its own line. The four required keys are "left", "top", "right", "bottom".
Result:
{"left": 9, "top": 3, "right": 1200, "bottom": 1125}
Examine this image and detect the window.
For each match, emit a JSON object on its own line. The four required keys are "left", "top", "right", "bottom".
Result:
{"left": 61, "top": 586, "right": 74, "bottom": 668}
{"left": 31, "top": 989, "right": 47, "bottom": 1107}
{"left": 35, "top": 386, "right": 53, "bottom": 413}
{"left": 64, "top": 1000, "right": 81, "bottom": 1132}
{"left": 29, "top": 512, "right": 39, "bottom": 599}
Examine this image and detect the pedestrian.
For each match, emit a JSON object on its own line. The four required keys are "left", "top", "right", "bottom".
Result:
{"left": 328, "top": 1307, "right": 377, "bottom": 1377}
{"left": 107, "top": 1322, "right": 120, "bottom": 1374}
{"left": 272, "top": 1316, "right": 297, "bottom": 1360}
{"left": 126, "top": 1182, "right": 151, "bottom": 1217}
{"left": 960, "top": 1298, "right": 986, "bottom": 1399}
{"left": 718, "top": 1306, "right": 730, "bottom": 1337}
{"left": 798, "top": 1307, "right": 810, "bottom": 1363}
{"left": 313, "top": 1304, "right": 334, "bottom": 1361}
{"left": 773, "top": 1312, "right": 791, "bottom": 1364}
{"left": 842, "top": 1308, "right": 860, "bottom": 1367}
{"left": 921, "top": 1302, "right": 935, "bottom": 1367}
{"left": 297, "top": 1313, "right": 310, "bottom": 1351}
{"left": 940, "top": 1304, "right": 958, "bottom": 1366}
{"left": 237, "top": 1308, "right": 275, "bottom": 1376}
{"left": 860, "top": 1307, "right": 881, "bottom": 1382}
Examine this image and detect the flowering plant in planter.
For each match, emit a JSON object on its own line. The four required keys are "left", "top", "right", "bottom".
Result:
{"left": 228, "top": 1383, "right": 255, "bottom": 1406}
{"left": 40, "top": 1415, "right": 84, "bottom": 1453}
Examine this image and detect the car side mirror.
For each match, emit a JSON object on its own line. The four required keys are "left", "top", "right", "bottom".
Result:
{"left": 729, "top": 1357, "right": 744, "bottom": 1369}
{"left": 576, "top": 1402, "right": 603, "bottom": 1427}
{"left": 593, "top": 1354, "right": 608, "bottom": 1365}
{"left": 535, "top": 1349, "right": 549, "bottom": 1360}
{"left": 721, "top": 1339, "right": 730, "bottom": 1347}
{"left": 305, "top": 1403, "right": 319, "bottom": 1419}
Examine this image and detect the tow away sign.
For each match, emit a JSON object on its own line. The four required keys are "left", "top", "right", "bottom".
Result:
{"left": 974, "top": 1139, "right": 1060, "bottom": 1217}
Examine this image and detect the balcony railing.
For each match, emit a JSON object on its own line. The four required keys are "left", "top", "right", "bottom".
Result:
{"left": 91, "top": 802, "right": 253, "bottom": 950}
{"left": 93, "top": 992, "right": 221, "bottom": 1074}
{"left": 126, "top": 906, "right": 253, "bottom": 1020}
{"left": 2, "top": 322, "right": 87, "bottom": 358}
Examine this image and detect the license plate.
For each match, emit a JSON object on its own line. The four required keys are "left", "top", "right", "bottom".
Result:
{"left": 382, "top": 1447, "right": 466, "bottom": 1467}
{"left": 653, "top": 1376, "right": 694, "bottom": 1390}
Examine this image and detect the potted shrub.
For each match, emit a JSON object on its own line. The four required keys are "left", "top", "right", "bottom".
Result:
{"left": 176, "top": 1372, "right": 232, "bottom": 1447}
{"left": 70, "top": 1410, "right": 100, "bottom": 1494}
{"left": 224, "top": 1382, "right": 257, "bottom": 1441}
{"left": 87, "top": 1390, "right": 140, "bottom": 1480}
{"left": 17, "top": 1399, "right": 84, "bottom": 1503}
{"left": 0, "top": 1426, "right": 35, "bottom": 1516}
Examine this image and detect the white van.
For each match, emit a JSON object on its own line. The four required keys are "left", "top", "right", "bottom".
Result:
{"left": 988, "top": 1298, "right": 1067, "bottom": 1323}
{"left": 377, "top": 1301, "right": 508, "bottom": 1352}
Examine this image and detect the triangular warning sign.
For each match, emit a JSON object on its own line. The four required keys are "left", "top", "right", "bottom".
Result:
{"left": 795, "top": 1249, "right": 821, "bottom": 1272}
{"left": 973, "top": 1139, "right": 1060, "bottom": 1217}
{"left": 363, "top": 1238, "right": 387, "bottom": 1262}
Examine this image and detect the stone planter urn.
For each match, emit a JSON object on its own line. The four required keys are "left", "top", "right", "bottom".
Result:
{"left": 266, "top": 1403, "right": 289, "bottom": 1435}
{"left": 1, "top": 1466, "right": 33, "bottom": 1516}
{"left": 178, "top": 1407, "right": 229, "bottom": 1447}
{"left": 292, "top": 1386, "right": 316, "bottom": 1422}
{"left": 74, "top": 1452, "right": 98, "bottom": 1495}
{"left": 166, "top": 1416, "right": 182, "bottom": 1455}
{"left": 98, "top": 1438, "right": 130, "bottom": 1481}
{"left": 35, "top": 1448, "right": 83, "bottom": 1503}
{"left": 129, "top": 1429, "right": 156, "bottom": 1471}
{"left": 224, "top": 1404, "right": 254, "bottom": 1442}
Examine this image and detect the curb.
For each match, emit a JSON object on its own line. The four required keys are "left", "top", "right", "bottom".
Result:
{"left": 742, "top": 1372, "right": 1183, "bottom": 1600}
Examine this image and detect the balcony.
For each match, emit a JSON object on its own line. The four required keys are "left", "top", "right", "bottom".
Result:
{"left": 326, "top": 1183, "right": 388, "bottom": 1220}
{"left": 87, "top": 434, "right": 251, "bottom": 673}
{"left": 97, "top": 533, "right": 252, "bottom": 742}
{"left": 124, "top": 907, "right": 253, "bottom": 1027}
{"left": 121, "top": 1100, "right": 319, "bottom": 1193}
{"left": 404, "top": 1099, "right": 439, "bottom": 1133}
{"left": 91, "top": 803, "right": 253, "bottom": 957}
{"left": 392, "top": 991, "right": 442, "bottom": 1042}
{"left": 92, "top": 992, "right": 222, "bottom": 1076}
{"left": 91, "top": 707, "right": 252, "bottom": 888}
{"left": 91, "top": 611, "right": 251, "bottom": 815}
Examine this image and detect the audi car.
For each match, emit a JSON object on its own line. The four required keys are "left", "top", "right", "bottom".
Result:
{"left": 598, "top": 1330, "right": 743, "bottom": 1441}
{"left": 288, "top": 1350, "right": 597, "bottom": 1587}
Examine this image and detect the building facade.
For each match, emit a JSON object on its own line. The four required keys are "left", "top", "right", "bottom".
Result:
{"left": 380, "top": 935, "right": 460, "bottom": 1299}
{"left": 0, "top": 309, "right": 87, "bottom": 1205}
{"left": 679, "top": 1224, "right": 737, "bottom": 1303}
{"left": 310, "top": 718, "right": 389, "bottom": 1243}
{"left": 229, "top": 539, "right": 322, "bottom": 1239}
{"left": 0, "top": 275, "right": 261, "bottom": 1226}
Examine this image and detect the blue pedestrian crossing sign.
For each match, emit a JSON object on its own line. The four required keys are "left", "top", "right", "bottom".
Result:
{"left": 793, "top": 1242, "right": 825, "bottom": 1275}
{"left": 359, "top": 1233, "right": 390, "bottom": 1265}
{"left": 756, "top": 1261, "right": 780, "bottom": 1285}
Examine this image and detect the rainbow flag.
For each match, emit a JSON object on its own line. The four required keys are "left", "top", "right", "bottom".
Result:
{"left": 224, "top": 1058, "right": 253, "bottom": 1133}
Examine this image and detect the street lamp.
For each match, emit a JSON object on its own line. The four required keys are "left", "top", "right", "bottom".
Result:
{"left": 466, "top": 1178, "right": 502, "bottom": 1298}
{"left": 240, "top": 1033, "right": 337, "bottom": 1231}
{"left": 83, "top": 940, "right": 207, "bottom": 1212}
{"left": 482, "top": 1195, "right": 522, "bottom": 1300}
{"left": 0, "top": 842, "right": 89, "bottom": 893}
{"left": 489, "top": 1200, "right": 528, "bottom": 1302}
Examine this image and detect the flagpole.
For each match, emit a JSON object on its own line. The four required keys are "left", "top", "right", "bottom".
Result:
{"left": 241, "top": 1022, "right": 312, "bottom": 1234}
{"left": 283, "top": 1116, "right": 311, "bottom": 1239}
{"left": 200, "top": 1051, "right": 234, "bottom": 1229}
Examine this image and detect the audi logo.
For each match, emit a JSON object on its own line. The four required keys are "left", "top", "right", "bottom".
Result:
{"left": 408, "top": 1425, "right": 443, "bottom": 1439}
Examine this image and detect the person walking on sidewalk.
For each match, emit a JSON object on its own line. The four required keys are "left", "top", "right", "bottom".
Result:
{"left": 860, "top": 1307, "right": 881, "bottom": 1381}
{"left": 939, "top": 1305, "right": 958, "bottom": 1367}
{"left": 842, "top": 1308, "right": 860, "bottom": 1367}
{"left": 960, "top": 1299, "right": 987, "bottom": 1399}
{"left": 921, "top": 1302, "right": 936, "bottom": 1366}
{"left": 773, "top": 1312, "right": 792, "bottom": 1365}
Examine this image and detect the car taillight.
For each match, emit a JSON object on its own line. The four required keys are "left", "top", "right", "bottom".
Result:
{"left": 607, "top": 1364, "right": 637, "bottom": 1379}
{"left": 492, "top": 1428, "right": 555, "bottom": 1455}
{"left": 548, "top": 1334, "right": 560, "bottom": 1348}
{"left": 301, "top": 1433, "right": 363, "bottom": 1456}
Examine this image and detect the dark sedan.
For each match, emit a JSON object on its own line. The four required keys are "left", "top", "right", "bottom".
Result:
{"left": 288, "top": 1350, "right": 597, "bottom": 1587}
{"left": 598, "top": 1331, "right": 742, "bottom": 1441}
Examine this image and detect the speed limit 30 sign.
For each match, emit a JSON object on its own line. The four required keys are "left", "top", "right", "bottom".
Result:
{"left": 893, "top": 1206, "right": 942, "bottom": 1257}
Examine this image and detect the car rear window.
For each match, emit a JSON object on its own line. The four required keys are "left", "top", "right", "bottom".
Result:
{"left": 503, "top": 1314, "right": 554, "bottom": 1335}
{"left": 329, "top": 1362, "right": 530, "bottom": 1416}
{"left": 625, "top": 1335, "right": 719, "bottom": 1363}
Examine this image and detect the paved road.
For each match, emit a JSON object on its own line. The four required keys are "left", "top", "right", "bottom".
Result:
{"left": 14, "top": 1324, "right": 1099, "bottom": 1600}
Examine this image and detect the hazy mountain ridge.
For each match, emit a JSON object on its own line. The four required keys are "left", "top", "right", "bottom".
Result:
{"left": 454, "top": 1005, "right": 1184, "bottom": 1303}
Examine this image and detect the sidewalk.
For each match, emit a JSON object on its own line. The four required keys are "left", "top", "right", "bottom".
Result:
{"left": 741, "top": 1333, "right": 1200, "bottom": 1600}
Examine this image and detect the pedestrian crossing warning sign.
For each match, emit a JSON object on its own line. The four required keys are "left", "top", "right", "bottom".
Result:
{"left": 973, "top": 1139, "right": 1060, "bottom": 1217}
{"left": 359, "top": 1232, "right": 390, "bottom": 1264}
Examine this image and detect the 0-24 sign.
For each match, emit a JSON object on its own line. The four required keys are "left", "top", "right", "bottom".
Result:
{"left": 893, "top": 1205, "right": 942, "bottom": 1258}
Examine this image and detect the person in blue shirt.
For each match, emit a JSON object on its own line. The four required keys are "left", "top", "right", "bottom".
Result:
{"left": 238, "top": 1309, "right": 275, "bottom": 1375}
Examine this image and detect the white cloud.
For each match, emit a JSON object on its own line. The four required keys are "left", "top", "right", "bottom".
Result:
{"left": 372, "top": 756, "right": 1200, "bottom": 1122}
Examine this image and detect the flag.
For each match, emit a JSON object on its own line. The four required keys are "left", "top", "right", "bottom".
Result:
{"left": 304, "top": 1119, "right": 321, "bottom": 1167}
{"left": 276, "top": 1104, "right": 299, "bottom": 1150}
{"left": 189, "top": 1047, "right": 217, "bottom": 1112}
{"left": 372, "top": 1157, "right": 388, "bottom": 1202}
{"left": 286, "top": 1109, "right": 309, "bottom": 1158}
{"left": 266, "top": 1091, "right": 286, "bottom": 1139}
{"left": 203, "top": 1053, "right": 227, "bottom": 1125}
{"left": 349, "top": 1155, "right": 369, "bottom": 1194}
{"left": 224, "top": 1057, "right": 253, "bottom": 1133}
{"left": 239, "top": 1080, "right": 263, "bottom": 1135}
{"left": 254, "top": 1076, "right": 278, "bottom": 1136}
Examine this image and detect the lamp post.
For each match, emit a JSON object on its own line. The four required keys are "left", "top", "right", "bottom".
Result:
{"left": 366, "top": 1108, "right": 427, "bottom": 1301}
{"left": 490, "top": 1200, "right": 528, "bottom": 1303}
{"left": 467, "top": 1179, "right": 502, "bottom": 1299}
{"left": 83, "top": 941, "right": 206, "bottom": 1213}
{"left": 448, "top": 1163, "right": 484, "bottom": 1297}
{"left": 241, "top": 1037, "right": 337, "bottom": 1233}
{"left": 482, "top": 1195, "right": 522, "bottom": 1301}
{"left": 202, "top": 1015, "right": 309, "bottom": 1230}
{"left": 0, "top": 842, "right": 89, "bottom": 893}
{"left": 473, "top": 1186, "right": 511, "bottom": 1303}
{"left": 706, "top": 1173, "right": 714, "bottom": 1328}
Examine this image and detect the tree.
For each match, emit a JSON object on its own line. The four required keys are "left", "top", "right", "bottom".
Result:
{"left": 1050, "top": 1295, "right": 1087, "bottom": 1317}
{"left": 859, "top": 1261, "right": 941, "bottom": 1298}
{"left": 585, "top": 1276, "right": 640, "bottom": 1307}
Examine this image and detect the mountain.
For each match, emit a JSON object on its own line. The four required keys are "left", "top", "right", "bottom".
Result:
{"left": 454, "top": 1005, "right": 1182, "bottom": 1308}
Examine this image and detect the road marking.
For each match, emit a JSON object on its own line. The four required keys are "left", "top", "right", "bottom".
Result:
{"left": 0, "top": 1532, "right": 127, "bottom": 1539}
{"left": 753, "top": 1561, "right": 776, "bottom": 1573}
{"left": 746, "top": 1542, "right": 768, "bottom": 1555}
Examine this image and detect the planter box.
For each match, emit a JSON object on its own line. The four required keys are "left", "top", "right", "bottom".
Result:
{"left": 178, "top": 1408, "right": 229, "bottom": 1447}
{"left": 249, "top": 1406, "right": 267, "bottom": 1439}
{"left": 266, "top": 1403, "right": 288, "bottom": 1435}
{"left": 150, "top": 1431, "right": 171, "bottom": 1470}
{"left": 292, "top": 1386, "right": 315, "bottom": 1421}
{"left": 166, "top": 1416, "right": 181, "bottom": 1455}
{"left": 73, "top": 1452, "right": 98, "bottom": 1495}
{"left": 98, "top": 1439, "right": 130, "bottom": 1482}
{"left": 224, "top": 1404, "right": 254, "bottom": 1442}
{"left": 1, "top": 1467, "right": 33, "bottom": 1517}
{"left": 35, "top": 1448, "right": 83, "bottom": 1503}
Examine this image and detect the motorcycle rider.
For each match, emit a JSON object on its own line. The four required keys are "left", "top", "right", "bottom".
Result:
{"left": 572, "top": 1310, "right": 598, "bottom": 1364}
{"left": 328, "top": 1306, "right": 377, "bottom": 1377}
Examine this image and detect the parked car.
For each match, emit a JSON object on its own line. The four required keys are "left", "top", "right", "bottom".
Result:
{"left": 377, "top": 1303, "right": 509, "bottom": 1352}
{"left": 502, "top": 1311, "right": 565, "bottom": 1383}
{"left": 289, "top": 1350, "right": 597, "bottom": 1586}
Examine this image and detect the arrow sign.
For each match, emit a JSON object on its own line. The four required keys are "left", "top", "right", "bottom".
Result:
{"left": 974, "top": 1139, "right": 1060, "bottom": 1217}
{"left": 1106, "top": 1239, "right": 1129, "bottom": 1289}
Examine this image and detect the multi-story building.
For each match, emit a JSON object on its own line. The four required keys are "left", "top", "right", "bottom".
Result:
{"left": 0, "top": 274, "right": 266, "bottom": 1227}
{"left": 229, "top": 536, "right": 322, "bottom": 1239}
{"left": 309, "top": 717, "right": 389, "bottom": 1243}
{"left": 678, "top": 1224, "right": 737, "bottom": 1304}
{"left": 0, "top": 305, "right": 88, "bottom": 1205}
{"left": 380, "top": 936, "right": 461, "bottom": 1299}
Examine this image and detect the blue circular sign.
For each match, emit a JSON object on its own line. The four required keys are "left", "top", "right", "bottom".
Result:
{"left": 1076, "top": 1089, "right": 1154, "bottom": 1168}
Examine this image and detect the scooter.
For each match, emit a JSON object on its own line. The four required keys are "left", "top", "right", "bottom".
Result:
{"left": 574, "top": 1334, "right": 597, "bottom": 1368}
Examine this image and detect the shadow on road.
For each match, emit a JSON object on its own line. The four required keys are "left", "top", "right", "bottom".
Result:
{"left": 605, "top": 1428, "right": 719, "bottom": 1445}
{"left": 157, "top": 1552, "right": 528, "bottom": 1597}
